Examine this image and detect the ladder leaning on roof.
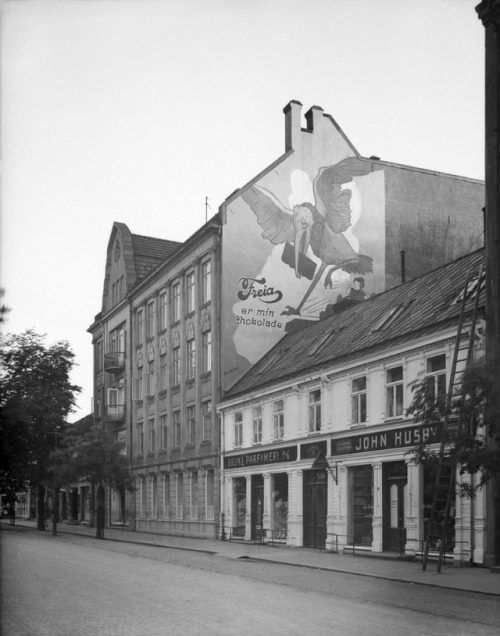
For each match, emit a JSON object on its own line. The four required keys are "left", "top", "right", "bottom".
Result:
{"left": 422, "top": 264, "right": 484, "bottom": 572}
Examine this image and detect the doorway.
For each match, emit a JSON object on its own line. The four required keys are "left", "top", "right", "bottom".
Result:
{"left": 251, "top": 475, "right": 264, "bottom": 541}
{"left": 383, "top": 462, "right": 407, "bottom": 552}
{"left": 303, "top": 470, "right": 327, "bottom": 549}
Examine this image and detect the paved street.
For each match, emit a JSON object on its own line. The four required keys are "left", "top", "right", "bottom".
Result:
{"left": 1, "top": 527, "right": 499, "bottom": 636}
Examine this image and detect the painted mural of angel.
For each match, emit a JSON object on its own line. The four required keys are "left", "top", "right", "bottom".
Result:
{"left": 241, "top": 156, "right": 381, "bottom": 316}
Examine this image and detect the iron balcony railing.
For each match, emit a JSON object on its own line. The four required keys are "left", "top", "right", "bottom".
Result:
{"left": 105, "top": 404, "right": 125, "bottom": 421}
{"left": 104, "top": 351, "right": 125, "bottom": 373}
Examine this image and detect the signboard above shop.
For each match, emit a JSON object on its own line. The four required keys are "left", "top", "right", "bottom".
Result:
{"left": 331, "top": 424, "right": 445, "bottom": 456}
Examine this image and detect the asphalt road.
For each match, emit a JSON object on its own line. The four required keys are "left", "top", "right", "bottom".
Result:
{"left": 1, "top": 526, "right": 499, "bottom": 636}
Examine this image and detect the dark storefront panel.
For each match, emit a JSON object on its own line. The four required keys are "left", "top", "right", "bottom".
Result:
{"left": 303, "top": 470, "right": 327, "bottom": 549}
{"left": 352, "top": 465, "right": 373, "bottom": 546}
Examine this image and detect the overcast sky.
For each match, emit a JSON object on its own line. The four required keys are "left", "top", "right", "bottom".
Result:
{"left": 1, "top": 0, "right": 485, "bottom": 422}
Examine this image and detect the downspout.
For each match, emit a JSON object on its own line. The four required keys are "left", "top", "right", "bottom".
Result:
{"left": 216, "top": 223, "right": 224, "bottom": 540}
{"left": 128, "top": 296, "right": 136, "bottom": 531}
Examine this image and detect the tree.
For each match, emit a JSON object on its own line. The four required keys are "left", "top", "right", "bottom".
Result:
{"left": 0, "top": 330, "right": 80, "bottom": 530}
{"left": 407, "top": 361, "right": 500, "bottom": 498}
{"left": 52, "top": 416, "right": 134, "bottom": 539}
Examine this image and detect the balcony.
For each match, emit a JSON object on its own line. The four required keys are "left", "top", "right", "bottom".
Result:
{"left": 104, "top": 351, "right": 125, "bottom": 373}
{"left": 105, "top": 404, "right": 125, "bottom": 421}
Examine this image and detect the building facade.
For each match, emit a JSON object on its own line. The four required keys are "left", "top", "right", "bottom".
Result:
{"left": 219, "top": 250, "right": 489, "bottom": 564}
{"left": 89, "top": 101, "right": 484, "bottom": 539}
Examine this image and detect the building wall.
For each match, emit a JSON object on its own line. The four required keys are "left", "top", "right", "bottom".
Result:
{"left": 129, "top": 233, "right": 220, "bottom": 538}
{"left": 220, "top": 326, "right": 487, "bottom": 564}
{"left": 220, "top": 102, "right": 484, "bottom": 391}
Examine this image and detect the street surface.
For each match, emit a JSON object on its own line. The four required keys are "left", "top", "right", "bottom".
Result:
{"left": 1, "top": 526, "right": 499, "bottom": 636}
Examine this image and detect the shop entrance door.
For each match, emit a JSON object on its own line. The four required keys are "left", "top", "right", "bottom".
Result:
{"left": 251, "top": 475, "right": 264, "bottom": 541}
{"left": 303, "top": 470, "right": 327, "bottom": 549}
{"left": 383, "top": 462, "right": 407, "bottom": 553}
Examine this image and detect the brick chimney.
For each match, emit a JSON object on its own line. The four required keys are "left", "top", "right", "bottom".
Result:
{"left": 305, "top": 105, "right": 324, "bottom": 135}
{"left": 283, "top": 100, "right": 303, "bottom": 151}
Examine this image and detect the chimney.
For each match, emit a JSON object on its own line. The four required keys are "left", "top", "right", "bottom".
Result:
{"left": 305, "top": 105, "right": 324, "bottom": 134}
{"left": 283, "top": 100, "right": 303, "bottom": 151}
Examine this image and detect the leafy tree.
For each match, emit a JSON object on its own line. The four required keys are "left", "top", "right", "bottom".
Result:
{"left": 0, "top": 330, "right": 80, "bottom": 530}
{"left": 407, "top": 361, "right": 500, "bottom": 498}
{"left": 51, "top": 416, "right": 134, "bottom": 539}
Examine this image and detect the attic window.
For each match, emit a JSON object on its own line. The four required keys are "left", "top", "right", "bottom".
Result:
{"left": 454, "top": 271, "right": 485, "bottom": 305}
{"left": 371, "top": 300, "right": 414, "bottom": 333}
{"left": 257, "top": 349, "right": 288, "bottom": 374}
{"left": 309, "top": 326, "right": 345, "bottom": 356}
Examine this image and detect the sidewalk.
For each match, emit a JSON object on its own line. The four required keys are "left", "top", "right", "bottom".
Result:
{"left": 3, "top": 519, "right": 500, "bottom": 596}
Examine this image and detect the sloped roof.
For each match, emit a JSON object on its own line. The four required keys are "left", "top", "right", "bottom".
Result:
{"left": 131, "top": 234, "right": 182, "bottom": 281}
{"left": 225, "top": 249, "right": 485, "bottom": 400}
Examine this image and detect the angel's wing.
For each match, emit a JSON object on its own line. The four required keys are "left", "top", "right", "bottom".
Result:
{"left": 241, "top": 185, "right": 295, "bottom": 245}
{"left": 314, "top": 157, "right": 381, "bottom": 233}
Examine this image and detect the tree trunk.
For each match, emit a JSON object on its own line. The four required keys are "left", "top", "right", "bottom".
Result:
{"left": 96, "top": 484, "right": 105, "bottom": 540}
{"left": 37, "top": 485, "right": 46, "bottom": 531}
{"left": 52, "top": 487, "right": 59, "bottom": 536}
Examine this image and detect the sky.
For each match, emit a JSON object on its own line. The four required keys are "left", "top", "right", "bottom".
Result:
{"left": 1, "top": 0, "right": 485, "bottom": 422}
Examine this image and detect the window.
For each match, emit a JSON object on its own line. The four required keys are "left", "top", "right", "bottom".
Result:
{"left": 187, "top": 405, "right": 196, "bottom": 445}
{"left": 202, "top": 401, "right": 212, "bottom": 440}
{"left": 162, "top": 474, "right": 170, "bottom": 519}
{"left": 176, "top": 473, "right": 183, "bottom": 519}
{"left": 160, "top": 414, "right": 168, "bottom": 451}
{"left": 190, "top": 472, "right": 198, "bottom": 519}
{"left": 114, "top": 429, "right": 127, "bottom": 455}
{"left": 187, "top": 338, "right": 196, "bottom": 380}
{"left": 273, "top": 400, "right": 284, "bottom": 439}
{"left": 137, "top": 422, "right": 144, "bottom": 455}
{"left": 187, "top": 271, "right": 195, "bottom": 314}
{"left": 308, "top": 390, "right": 321, "bottom": 432}
{"left": 159, "top": 292, "right": 167, "bottom": 331}
{"left": 145, "top": 363, "right": 155, "bottom": 397}
{"left": 151, "top": 475, "right": 158, "bottom": 518}
{"left": 173, "top": 346, "right": 181, "bottom": 385}
{"left": 135, "top": 309, "right": 144, "bottom": 343}
{"left": 148, "top": 418, "right": 155, "bottom": 453}
{"left": 202, "top": 260, "right": 211, "bottom": 304}
{"left": 146, "top": 301, "right": 155, "bottom": 339}
{"left": 160, "top": 353, "right": 167, "bottom": 391}
{"left": 205, "top": 469, "right": 215, "bottom": 520}
{"left": 173, "top": 283, "right": 180, "bottom": 322}
{"left": 253, "top": 406, "right": 262, "bottom": 444}
{"left": 140, "top": 477, "right": 147, "bottom": 518}
{"left": 133, "top": 371, "right": 143, "bottom": 401}
{"left": 95, "top": 338, "right": 103, "bottom": 372}
{"left": 426, "top": 354, "right": 447, "bottom": 403}
{"left": 174, "top": 411, "right": 181, "bottom": 447}
{"left": 352, "top": 377, "right": 367, "bottom": 424}
{"left": 202, "top": 331, "right": 212, "bottom": 373}
{"left": 386, "top": 366, "right": 404, "bottom": 418}
{"left": 234, "top": 411, "right": 243, "bottom": 447}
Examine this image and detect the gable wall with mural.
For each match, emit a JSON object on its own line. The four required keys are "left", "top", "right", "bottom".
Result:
{"left": 221, "top": 101, "right": 484, "bottom": 391}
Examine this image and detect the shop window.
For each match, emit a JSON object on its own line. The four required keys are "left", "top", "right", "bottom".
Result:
{"left": 151, "top": 475, "right": 158, "bottom": 518}
{"left": 253, "top": 406, "right": 262, "bottom": 443}
{"left": 234, "top": 411, "right": 243, "bottom": 447}
{"left": 162, "top": 474, "right": 170, "bottom": 519}
{"left": 205, "top": 469, "right": 215, "bottom": 520}
{"left": 273, "top": 400, "right": 284, "bottom": 439}
{"left": 190, "top": 472, "right": 198, "bottom": 520}
{"left": 386, "top": 366, "right": 404, "bottom": 418}
{"left": 233, "top": 477, "right": 246, "bottom": 537}
{"left": 352, "top": 465, "right": 373, "bottom": 546}
{"left": 308, "top": 390, "right": 321, "bottom": 432}
{"left": 176, "top": 473, "right": 183, "bottom": 519}
{"left": 272, "top": 474, "right": 288, "bottom": 540}
{"left": 351, "top": 376, "right": 367, "bottom": 424}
